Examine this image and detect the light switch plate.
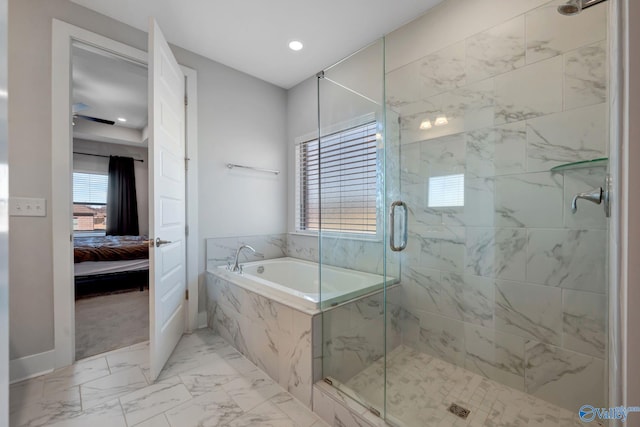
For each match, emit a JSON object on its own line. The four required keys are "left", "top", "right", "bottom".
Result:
{"left": 10, "top": 197, "right": 46, "bottom": 217}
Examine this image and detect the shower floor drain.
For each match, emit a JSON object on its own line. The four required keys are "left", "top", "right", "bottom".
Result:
{"left": 448, "top": 403, "right": 471, "bottom": 419}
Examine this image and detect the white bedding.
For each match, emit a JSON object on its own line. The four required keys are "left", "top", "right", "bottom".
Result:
{"left": 74, "top": 259, "right": 149, "bottom": 277}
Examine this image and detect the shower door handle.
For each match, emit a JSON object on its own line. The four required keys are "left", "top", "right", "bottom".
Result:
{"left": 390, "top": 201, "right": 408, "bottom": 252}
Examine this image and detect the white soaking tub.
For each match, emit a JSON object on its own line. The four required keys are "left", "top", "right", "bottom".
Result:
{"left": 213, "top": 257, "right": 394, "bottom": 311}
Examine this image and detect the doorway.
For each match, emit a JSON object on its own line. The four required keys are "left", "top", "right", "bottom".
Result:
{"left": 71, "top": 42, "right": 150, "bottom": 360}
{"left": 51, "top": 20, "right": 199, "bottom": 372}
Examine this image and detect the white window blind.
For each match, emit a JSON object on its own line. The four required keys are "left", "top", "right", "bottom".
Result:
{"left": 296, "top": 121, "right": 378, "bottom": 234}
{"left": 428, "top": 174, "right": 464, "bottom": 208}
{"left": 73, "top": 172, "right": 108, "bottom": 205}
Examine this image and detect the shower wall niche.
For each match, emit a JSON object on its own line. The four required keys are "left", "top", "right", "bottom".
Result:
{"left": 386, "top": 0, "right": 609, "bottom": 413}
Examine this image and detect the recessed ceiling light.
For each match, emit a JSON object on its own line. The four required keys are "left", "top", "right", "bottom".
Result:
{"left": 117, "top": 117, "right": 127, "bottom": 122}
{"left": 288, "top": 40, "right": 303, "bottom": 51}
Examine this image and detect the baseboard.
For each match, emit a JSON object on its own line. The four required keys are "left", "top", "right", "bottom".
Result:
{"left": 10, "top": 350, "right": 55, "bottom": 383}
{"left": 197, "top": 311, "right": 208, "bottom": 329}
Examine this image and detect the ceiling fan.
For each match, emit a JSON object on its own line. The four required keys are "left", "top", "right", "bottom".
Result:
{"left": 72, "top": 102, "right": 115, "bottom": 125}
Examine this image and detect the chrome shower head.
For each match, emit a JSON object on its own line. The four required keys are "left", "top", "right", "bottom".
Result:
{"left": 557, "top": 0, "right": 582, "bottom": 15}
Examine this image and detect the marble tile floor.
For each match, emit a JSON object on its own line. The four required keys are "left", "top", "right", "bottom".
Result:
{"left": 342, "top": 345, "right": 594, "bottom": 427}
{"left": 9, "top": 328, "right": 328, "bottom": 427}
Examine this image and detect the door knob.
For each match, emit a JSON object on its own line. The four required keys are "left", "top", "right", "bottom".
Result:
{"left": 155, "top": 237, "right": 172, "bottom": 247}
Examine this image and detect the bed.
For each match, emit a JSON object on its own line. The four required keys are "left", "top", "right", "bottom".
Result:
{"left": 74, "top": 235, "right": 149, "bottom": 298}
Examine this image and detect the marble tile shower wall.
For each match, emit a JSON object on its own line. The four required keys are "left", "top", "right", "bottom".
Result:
{"left": 387, "top": 1, "right": 608, "bottom": 412}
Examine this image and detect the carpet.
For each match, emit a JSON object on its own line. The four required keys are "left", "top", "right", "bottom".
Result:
{"left": 75, "top": 289, "right": 149, "bottom": 360}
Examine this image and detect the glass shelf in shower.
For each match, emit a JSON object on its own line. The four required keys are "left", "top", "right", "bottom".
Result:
{"left": 550, "top": 157, "right": 609, "bottom": 172}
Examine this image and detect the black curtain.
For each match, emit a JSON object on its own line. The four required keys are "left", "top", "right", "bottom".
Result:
{"left": 106, "top": 156, "right": 139, "bottom": 236}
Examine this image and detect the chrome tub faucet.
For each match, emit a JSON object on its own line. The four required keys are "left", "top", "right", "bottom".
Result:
{"left": 229, "top": 244, "right": 256, "bottom": 273}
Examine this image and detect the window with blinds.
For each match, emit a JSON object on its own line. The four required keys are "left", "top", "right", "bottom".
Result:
{"left": 73, "top": 172, "right": 108, "bottom": 232}
{"left": 295, "top": 121, "right": 378, "bottom": 234}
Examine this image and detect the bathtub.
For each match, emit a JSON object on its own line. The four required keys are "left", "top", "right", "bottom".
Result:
{"left": 211, "top": 257, "right": 394, "bottom": 311}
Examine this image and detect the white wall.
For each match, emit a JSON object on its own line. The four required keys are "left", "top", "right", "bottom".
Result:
{"left": 8, "top": 0, "right": 287, "bottom": 360}
{"left": 73, "top": 138, "right": 149, "bottom": 235}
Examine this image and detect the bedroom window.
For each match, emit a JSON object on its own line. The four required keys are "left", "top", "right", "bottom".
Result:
{"left": 295, "top": 121, "right": 378, "bottom": 235}
{"left": 73, "top": 172, "right": 108, "bottom": 233}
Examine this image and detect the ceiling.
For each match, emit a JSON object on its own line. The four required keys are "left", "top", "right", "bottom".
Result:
{"left": 72, "top": 43, "right": 148, "bottom": 130}
{"left": 70, "top": 0, "right": 443, "bottom": 89}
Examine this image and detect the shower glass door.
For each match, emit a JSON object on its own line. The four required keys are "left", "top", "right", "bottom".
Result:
{"left": 317, "top": 38, "right": 397, "bottom": 416}
{"left": 384, "top": 1, "right": 610, "bottom": 426}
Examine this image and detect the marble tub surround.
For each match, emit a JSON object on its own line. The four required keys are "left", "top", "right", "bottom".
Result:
{"left": 9, "top": 330, "right": 326, "bottom": 427}
{"left": 322, "top": 287, "right": 401, "bottom": 387}
{"left": 288, "top": 233, "right": 389, "bottom": 276}
{"left": 207, "top": 233, "right": 387, "bottom": 277}
{"left": 387, "top": 0, "right": 609, "bottom": 414}
{"left": 207, "top": 271, "right": 315, "bottom": 407}
{"left": 206, "top": 233, "right": 287, "bottom": 270}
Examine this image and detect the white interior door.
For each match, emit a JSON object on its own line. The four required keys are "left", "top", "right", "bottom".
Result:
{"left": 148, "top": 18, "right": 186, "bottom": 382}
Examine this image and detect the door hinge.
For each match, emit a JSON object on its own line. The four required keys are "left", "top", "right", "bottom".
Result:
{"left": 185, "top": 289, "right": 189, "bottom": 300}
{"left": 184, "top": 95, "right": 188, "bottom": 106}
{"left": 70, "top": 233, "right": 73, "bottom": 242}
{"left": 185, "top": 225, "right": 189, "bottom": 236}
{"left": 185, "top": 157, "right": 190, "bottom": 171}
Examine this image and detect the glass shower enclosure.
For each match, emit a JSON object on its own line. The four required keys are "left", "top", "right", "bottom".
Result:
{"left": 317, "top": 1, "right": 611, "bottom": 426}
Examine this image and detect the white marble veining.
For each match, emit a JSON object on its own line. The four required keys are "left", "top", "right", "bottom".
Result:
{"left": 417, "top": 40, "right": 467, "bottom": 98}
{"left": 524, "top": 340, "right": 605, "bottom": 411}
{"left": 442, "top": 78, "right": 496, "bottom": 132}
{"left": 105, "top": 341, "right": 149, "bottom": 375}
{"left": 42, "top": 356, "right": 111, "bottom": 397}
{"left": 417, "top": 311, "right": 466, "bottom": 366}
{"left": 286, "top": 233, "right": 318, "bottom": 263}
{"left": 466, "top": 122, "right": 527, "bottom": 179}
{"left": 80, "top": 366, "right": 148, "bottom": 410}
{"left": 526, "top": 228, "right": 607, "bottom": 293}
{"left": 526, "top": 103, "right": 606, "bottom": 172}
{"left": 463, "top": 177, "right": 495, "bottom": 227}
{"left": 208, "top": 273, "right": 315, "bottom": 407}
{"left": 494, "top": 172, "right": 564, "bottom": 228}
{"left": 564, "top": 41, "right": 607, "bottom": 110}
{"left": 495, "top": 56, "right": 563, "bottom": 124}
{"left": 464, "top": 324, "right": 525, "bottom": 391}
{"left": 421, "top": 133, "right": 466, "bottom": 176}
{"left": 164, "top": 389, "right": 244, "bottom": 427}
{"left": 562, "top": 289, "right": 607, "bottom": 359}
{"left": 379, "top": 0, "right": 610, "bottom": 422}
{"left": 206, "top": 233, "right": 288, "bottom": 271}
{"left": 465, "top": 227, "right": 527, "bottom": 281}
{"left": 525, "top": 0, "right": 607, "bottom": 64}
{"left": 120, "top": 377, "right": 193, "bottom": 426}
{"left": 495, "top": 280, "right": 563, "bottom": 346}
{"left": 47, "top": 399, "right": 127, "bottom": 427}
{"left": 338, "top": 345, "right": 585, "bottom": 427}
{"left": 10, "top": 386, "right": 82, "bottom": 427}
{"left": 10, "top": 329, "right": 325, "bottom": 427}
{"left": 465, "top": 15, "right": 525, "bottom": 84}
